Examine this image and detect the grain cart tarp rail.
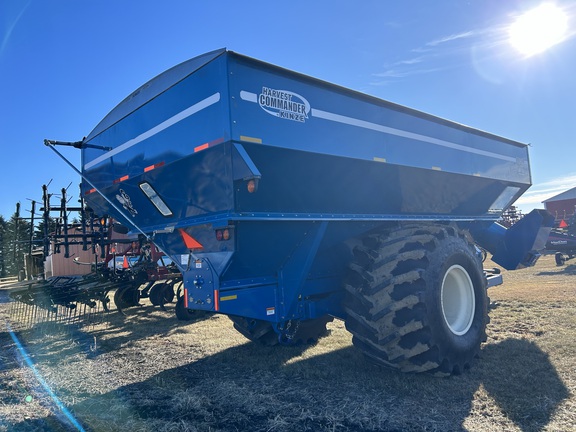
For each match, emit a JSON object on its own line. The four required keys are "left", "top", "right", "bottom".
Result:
{"left": 48, "top": 49, "right": 553, "bottom": 375}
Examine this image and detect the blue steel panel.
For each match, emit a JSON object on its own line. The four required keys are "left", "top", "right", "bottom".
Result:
{"left": 84, "top": 144, "right": 235, "bottom": 234}
{"left": 227, "top": 53, "right": 530, "bottom": 187}
{"left": 82, "top": 54, "right": 231, "bottom": 191}
{"left": 234, "top": 143, "right": 524, "bottom": 217}
{"left": 86, "top": 48, "right": 226, "bottom": 141}
{"left": 217, "top": 283, "right": 279, "bottom": 321}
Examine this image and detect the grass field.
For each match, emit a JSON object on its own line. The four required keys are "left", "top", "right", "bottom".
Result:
{"left": 1, "top": 253, "right": 575, "bottom": 431}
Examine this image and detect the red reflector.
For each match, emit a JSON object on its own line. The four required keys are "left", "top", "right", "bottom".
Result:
{"left": 215, "top": 228, "right": 231, "bottom": 241}
{"left": 214, "top": 290, "right": 219, "bottom": 311}
{"left": 85, "top": 188, "right": 96, "bottom": 195}
{"left": 559, "top": 219, "right": 568, "bottom": 228}
{"left": 178, "top": 229, "right": 203, "bottom": 249}
{"left": 122, "top": 255, "right": 129, "bottom": 269}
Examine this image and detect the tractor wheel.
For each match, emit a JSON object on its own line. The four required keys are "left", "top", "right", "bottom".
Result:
{"left": 555, "top": 252, "right": 566, "bottom": 266}
{"left": 175, "top": 296, "right": 206, "bottom": 321}
{"left": 344, "top": 224, "right": 488, "bottom": 376}
{"left": 149, "top": 283, "right": 175, "bottom": 306}
{"left": 229, "top": 316, "right": 333, "bottom": 346}
{"left": 114, "top": 286, "right": 140, "bottom": 311}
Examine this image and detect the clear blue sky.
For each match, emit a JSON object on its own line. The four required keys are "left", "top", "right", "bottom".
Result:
{"left": 1, "top": 0, "right": 575, "bottom": 219}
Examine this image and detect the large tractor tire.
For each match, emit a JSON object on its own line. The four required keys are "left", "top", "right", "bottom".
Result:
{"left": 344, "top": 224, "right": 488, "bottom": 376}
{"left": 229, "top": 315, "right": 333, "bottom": 346}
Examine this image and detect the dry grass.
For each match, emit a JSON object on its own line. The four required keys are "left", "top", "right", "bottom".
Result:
{"left": 0, "top": 253, "right": 574, "bottom": 431}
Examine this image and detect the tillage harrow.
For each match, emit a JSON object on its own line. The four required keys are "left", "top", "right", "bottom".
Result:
{"left": 5, "top": 184, "right": 186, "bottom": 330}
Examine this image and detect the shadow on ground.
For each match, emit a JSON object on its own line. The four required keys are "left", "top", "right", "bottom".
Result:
{"left": 5, "top": 329, "right": 570, "bottom": 432}
{"left": 537, "top": 263, "right": 576, "bottom": 276}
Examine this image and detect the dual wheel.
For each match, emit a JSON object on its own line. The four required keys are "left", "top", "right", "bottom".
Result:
{"left": 113, "top": 282, "right": 176, "bottom": 312}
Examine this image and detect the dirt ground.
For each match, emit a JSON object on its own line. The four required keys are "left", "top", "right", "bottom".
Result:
{"left": 0, "top": 253, "right": 575, "bottom": 432}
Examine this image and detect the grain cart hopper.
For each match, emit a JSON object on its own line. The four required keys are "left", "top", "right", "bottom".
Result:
{"left": 46, "top": 49, "right": 553, "bottom": 375}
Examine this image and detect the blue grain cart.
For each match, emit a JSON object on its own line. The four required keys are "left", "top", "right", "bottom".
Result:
{"left": 65, "top": 49, "right": 552, "bottom": 375}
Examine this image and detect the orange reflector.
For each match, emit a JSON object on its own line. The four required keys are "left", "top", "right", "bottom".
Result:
{"left": 85, "top": 188, "right": 96, "bottom": 195}
{"left": 113, "top": 175, "right": 129, "bottom": 184}
{"left": 178, "top": 229, "right": 203, "bottom": 249}
{"left": 144, "top": 161, "right": 165, "bottom": 172}
{"left": 559, "top": 219, "right": 569, "bottom": 228}
{"left": 122, "top": 255, "right": 129, "bottom": 269}
{"left": 194, "top": 143, "right": 210, "bottom": 153}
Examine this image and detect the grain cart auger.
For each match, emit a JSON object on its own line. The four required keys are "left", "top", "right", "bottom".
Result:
{"left": 5, "top": 183, "right": 182, "bottom": 329}
{"left": 46, "top": 49, "right": 554, "bottom": 375}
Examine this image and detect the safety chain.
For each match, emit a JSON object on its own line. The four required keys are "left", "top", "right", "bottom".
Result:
{"left": 278, "top": 319, "right": 301, "bottom": 344}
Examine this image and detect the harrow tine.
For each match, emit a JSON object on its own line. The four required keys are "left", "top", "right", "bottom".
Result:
{"left": 18, "top": 303, "right": 26, "bottom": 326}
{"left": 24, "top": 304, "right": 33, "bottom": 328}
{"left": 31, "top": 304, "right": 38, "bottom": 328}
{"left": 66, "top": 305, "right": 73, "bottom": 326}
{"left": 14, "top": 300, "right": 21, "bottom": 323}
{"left": 8, "top": 300, "right": 16, "bottom": 323}
{"left": 9, "top": 301, "right": 18, "bottom": 328}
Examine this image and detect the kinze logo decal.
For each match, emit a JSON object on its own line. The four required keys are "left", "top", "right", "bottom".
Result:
{"left": 258, "top": 87, "right": 310, "bottom": 122}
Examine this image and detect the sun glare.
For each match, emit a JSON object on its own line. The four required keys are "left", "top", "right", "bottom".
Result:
{"left": 509, "top": 3, "right": 568, "bottom": 57}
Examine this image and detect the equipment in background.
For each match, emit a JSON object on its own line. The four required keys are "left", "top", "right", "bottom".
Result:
{"left": 545, "top": 214, "right": 576, "bottom": 266}
{"left": 5, "top": 184, "right": 183, "bottom": 329}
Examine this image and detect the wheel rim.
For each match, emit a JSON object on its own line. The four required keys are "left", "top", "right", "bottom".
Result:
{"left": 441, "top": 265, "right": 476, "bottom": 336}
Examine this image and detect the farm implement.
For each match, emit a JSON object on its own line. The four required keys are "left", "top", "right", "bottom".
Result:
{"left": 39, "top": 49, "right": 554, "bottom": 375}
{"left": 545, "top": 216, "right": 576, "bottom": 266}
{"left": 4, "top": 184, "right": 185, "bottom": 330}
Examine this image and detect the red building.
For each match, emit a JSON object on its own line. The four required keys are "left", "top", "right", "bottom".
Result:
{"left": 543, "top": 186, "right": 576, "bottom": 223}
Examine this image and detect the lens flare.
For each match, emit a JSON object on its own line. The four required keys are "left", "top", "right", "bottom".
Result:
{"left": 509, "top": 3, "right": 568, "bottom": 57}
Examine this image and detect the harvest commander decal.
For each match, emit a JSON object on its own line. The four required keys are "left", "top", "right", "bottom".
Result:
{"left": 258, "top": 87, "right": 310, "bottom": 122}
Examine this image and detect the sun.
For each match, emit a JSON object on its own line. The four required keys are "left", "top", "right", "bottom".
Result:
{"left": 509, "top": 3, "right": 568, "bottom": 57}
